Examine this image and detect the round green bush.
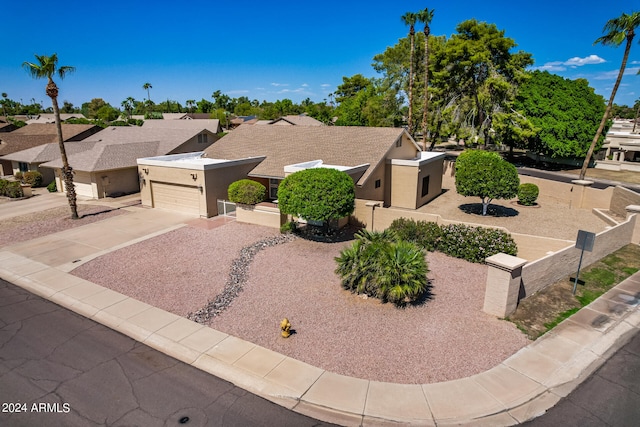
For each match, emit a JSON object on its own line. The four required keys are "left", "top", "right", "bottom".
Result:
{"left": 227, "top": 179, "right": 266, "bottom": 205}
{"left": 47, "top": 180, "right": 57, "bottom": 193}
{"left": 23, "top": 171, "right": 43, "bottom": 187}
{"left": 388, "top": 218, "right": 442, "bottom": 252}
{"left": 518, "top": 183, "right": 539, "bottom": 206}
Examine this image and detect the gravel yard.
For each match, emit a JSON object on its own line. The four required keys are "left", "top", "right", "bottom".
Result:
{"left": 72, "top": 221, "right": 530, "bottom": 384}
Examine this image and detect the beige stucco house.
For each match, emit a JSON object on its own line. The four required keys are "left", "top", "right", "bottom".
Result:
{"left": 42, "top": 122, "right": 221, "bottom": 198}
{"left": 137, "top": 125, "right": 445, "bottom": 218}
{"left": 598, "top": 119, "right": 640, "bottom": 171}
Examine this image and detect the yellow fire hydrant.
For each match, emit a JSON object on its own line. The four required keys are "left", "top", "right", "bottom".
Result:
{"left": 280, "top": 318, "right": 291, "bottom": 338}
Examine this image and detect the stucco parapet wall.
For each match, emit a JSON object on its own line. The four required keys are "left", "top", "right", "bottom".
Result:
{"left": 486, "top": 253, "right": 528, "bottom": 272}
{"left": 389, "top": 151, "right": 445, "bottom": 167}
{"left": 626, "top": 205, "right": 640, "bottom": 214}
{"left": 571, "top": 179, "right": 594, "bottom": 186}
{"left": 137, "top": 153, "right": 266, "bottom": 171}
{"left": 283, "top": 159, "right": 370, "bottom": 176}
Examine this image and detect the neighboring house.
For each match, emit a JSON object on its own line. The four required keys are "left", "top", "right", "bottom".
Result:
{"left": 142, "top": 118, "right": 221, "bottom": 135}
{"left": 25, "top": 113, "right": 86, "bottom": 124}
{"left": 0, "top": 123, "right": 101, "bottom": 176}
{"left": 269, "top": 114, "right": 324, "bottom": 126}
{"left": 137, "top": 125, "right": 444, "bottom": 217}
{"left": 41, "top": 123, "right": 221, "bottom": 199}
{"left": 599, "top": 119, "right": 640, "bottom": 170}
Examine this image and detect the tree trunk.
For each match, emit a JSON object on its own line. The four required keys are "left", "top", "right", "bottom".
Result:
{"left": 49, "top": 79, "right": 79, "bottom": 219}
{"left": 579, "top": 35, "right": 633, "bottom": 180}
{"left": 482, "top": 200, "right": 489, "bottom": 216}
{"left": 422, "top": 28, "right": 430, "bottom": 149}
{"left": 407, "top": 28, "right": 415, "bottom": 135}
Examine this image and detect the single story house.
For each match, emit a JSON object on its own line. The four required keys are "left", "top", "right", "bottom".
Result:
{"left": 137, "top": 125, "right": 445, "bottom": 217}
{"left": 0, "top": 123, "right": 102, "bottom": 176}
{"left": 600, "top": 119, "right": 640, "bottom": 165}
{"left": 41, "top": 122, "right": 221, "bottom": 198}
{"left": 25, "top": 113, "right": 87, "bottom": 124}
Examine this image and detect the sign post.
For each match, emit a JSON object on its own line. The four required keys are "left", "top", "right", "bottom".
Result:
{"left": 573, "top": 230, "right": 595, "bottom": 295}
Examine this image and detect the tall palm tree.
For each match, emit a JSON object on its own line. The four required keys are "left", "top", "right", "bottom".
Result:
{"left": 143, "top": 82, "right": 152, "bottom": 104}
{"left": 23, "top": 54, "right": 79, "bottom": 219}
{"left": 417, "top": 7, "right": 435, "bottom": 149}
{"left": 186, "top": 99, "right": 195, "bottom": 113}
{"left": 1, "top": 93, "right": 7, "bottom": 118}
{"left": 401, "top": 12, "right": 418, "bottom": 135}
{"left": 579, "top": 11, "right": 640, "bottom": 180}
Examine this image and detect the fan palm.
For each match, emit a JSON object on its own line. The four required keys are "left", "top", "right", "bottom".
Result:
{"left": 579, "top": 11, "right": 640, "bottom": 180}
{"left": 23, "top": 54, "right": 78, "bottom": 219}
{"left": 401, "top": 12, "right": 418, "bottom": 134}
{"left": 417, "top": 8, "right": 435, "bottom": 149}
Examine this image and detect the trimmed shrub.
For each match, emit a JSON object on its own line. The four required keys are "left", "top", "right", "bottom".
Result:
{"left": 227, "top": 179, "right": 266, "bottom": 205}
{"left": 23, "top": 171, "right": 43, "bottom": 187}
{"left": 388, "top": 218, "right": 443, "bottom": 251}
{"left": 47, "top": 180, "right": 57, "bottom": 193}
{"left": 518, "top": 183, "right": 539, "bottom": 206}
{"left": 438, "top": 223, "right": 517, "bottom": 263}
{"left": 280, "top": 221, "right": 297, "bottom": 234}
{"left": 335, "top": 230, "right": 429, "bottom": 306}
{"left": 0, "top": 180, "right": 24, "bottom": 198}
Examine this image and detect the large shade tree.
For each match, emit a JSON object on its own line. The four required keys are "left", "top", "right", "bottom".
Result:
{"left": 417, "top": 7, "right": 435, "bottom": 147}
{"left": 23, "top": 54, "right": 79, "bottom": 219}
{"left": 580, "top": 11, "right": 640, "bottom": 180}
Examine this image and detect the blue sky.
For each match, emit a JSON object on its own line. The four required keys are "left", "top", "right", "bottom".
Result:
{"left": 2, "top": 0, "right": 639, "bottom": 110}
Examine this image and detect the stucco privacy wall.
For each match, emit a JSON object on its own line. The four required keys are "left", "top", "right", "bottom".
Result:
{"left": 610, "top": 186, "right": 640, "bottom": 217}
{"left": 519, "top": 175, "right": 612, "bottom": 209}
{"left": 519, "top": 214, "right": 637, "bottom": 298}
{"left": 236, "top": 204, "right": 287, "bottom": 228}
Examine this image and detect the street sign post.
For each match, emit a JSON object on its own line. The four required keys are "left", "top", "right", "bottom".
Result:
{"left": 573, "top": 230, "right": 595, "bottom": 295}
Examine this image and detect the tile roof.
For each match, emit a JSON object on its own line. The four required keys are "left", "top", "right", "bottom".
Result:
{"left": 0, "top": 124, "right": 99, "bottom": 156}
{"left": 202, "top": 125, "right": 412, "bottom": 184}
{"left": 142, "top": 119, "right": 220, "bottom": 134}
{"left": 270, "top": 115, "right": 324, "bottom": 126}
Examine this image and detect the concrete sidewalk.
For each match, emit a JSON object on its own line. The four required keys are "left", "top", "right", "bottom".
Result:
{"left": 0, "top": 208, "right": 639, "bottom": 426}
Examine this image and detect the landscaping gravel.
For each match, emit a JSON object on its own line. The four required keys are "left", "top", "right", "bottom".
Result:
{"left": 72, "top": 221, "right": 530, "bottom": 384}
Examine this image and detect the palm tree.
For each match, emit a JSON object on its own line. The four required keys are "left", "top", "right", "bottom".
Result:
{"left": 1, "top": 92, "right": 7, "bottom": 117}
{"left": 143, "top": 82, "right": 152, "bottom": 104}
{"left": 579, "top": 11, "right": 640, "bottom": 180}
{"left": 417, "top": 7, "right": 435, "bottom": 149}
{"left": 121, "top": 97, "right": 135, "bottom": 120}
{"left": 22, "top": 54, "right": 79, "bottom": 219}
{"left": 186, "top": 99, "right": 196, "bottom": 113}
{"left": 401, "top": 12, "right": 418, "bottom": 135}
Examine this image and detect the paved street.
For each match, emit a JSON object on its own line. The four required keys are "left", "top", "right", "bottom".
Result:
{"left": 0, "top": 279, "right": 334, "bottom": 427}
{"left": 525, "top": 329, "right": 640, "bottom": 427}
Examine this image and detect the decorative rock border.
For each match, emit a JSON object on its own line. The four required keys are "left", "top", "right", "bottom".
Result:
{"left": 187, "top": 233, "right": 297, "bottom": 324}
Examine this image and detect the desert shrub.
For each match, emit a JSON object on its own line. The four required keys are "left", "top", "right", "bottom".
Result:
{"left": 518, "top": 183, "right": 539, "bottom": 206}
{"left": 438, "top": 224, "right": 517, "bottom": 263}
{"left": 47, "top": 180, "right": 57, "bottom": 192}
{"left": 388, "top": 218, "right": 443, "bottom": 251}
{"left": 335, "top": 230, "right": 429, "bottom": 305}
{"left": 22, "top": 171, "right": 43, "bottom": 187}
{"left": 0, "top": 180, "right": 24, "bottom": 198}
{"left": 227, "top": 179, "right": 266, "bottom": 205}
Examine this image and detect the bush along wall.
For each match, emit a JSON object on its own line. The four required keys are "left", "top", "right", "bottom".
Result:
{"left": 388, "top": 218, "right": 517, "bottom": 263}
{"left": 0, "top": 179, "right": 24, "bottom": 198}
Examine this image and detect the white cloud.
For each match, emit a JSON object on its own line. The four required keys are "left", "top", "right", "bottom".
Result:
{"left": 534, "top": 54, "right": 606, "bottom": 72}
{"left": 321, "top": 83, "right": 331, "bottom": 88}
{"left": 301, "top": 83, "right": 309, "bottom": 87}
{"left": 271, "top": 82, "right": 289, "bottom": 87}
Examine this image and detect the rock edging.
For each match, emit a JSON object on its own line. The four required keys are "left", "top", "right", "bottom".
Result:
{"left": 188, "top": 233, "right": 297, "bottom": 324}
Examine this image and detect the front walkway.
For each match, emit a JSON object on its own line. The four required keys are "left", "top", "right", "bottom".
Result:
{"left": 0, "top": 209, "right": 638, "bottom": 425}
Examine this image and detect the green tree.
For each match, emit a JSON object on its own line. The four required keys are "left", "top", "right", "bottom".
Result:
{"left": 227, "top": 179, "right": 266, "bottom": 205}
{"left": 277, "top": 168, "right": 355, "bottom": 228}
{"left": 401, "top": 11, "right": 418, "bottom": 133}
{"left": 455, "top": 150, "right": 519, "bottom": 216}
{"left": 514, "top": 71, "right": 607, "bottom": 158}
{"left": 96, "top": 105, "right": 120, "bottom": 122}
{"left": 579, "top": 11, "right": 640, "bottom": 180}
{"left": 143, "top": 82, "right": 152, "bottom": 104}
{"left": 22, "top": 54, "right": 79, "bottom": 219}
{"left": 81, "top": 98, "right": 109, "bottom": 119}
{"left": 417, "top": 7, "right": 435, "bottom": 145}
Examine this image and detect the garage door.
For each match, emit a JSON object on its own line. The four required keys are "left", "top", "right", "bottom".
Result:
{"left": 151, "top": 182, "right": 200, "bottom": 215}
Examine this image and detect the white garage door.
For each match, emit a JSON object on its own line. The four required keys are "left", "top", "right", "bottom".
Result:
{"left": 151, "top": 182, "right": 200, "bottom": 215}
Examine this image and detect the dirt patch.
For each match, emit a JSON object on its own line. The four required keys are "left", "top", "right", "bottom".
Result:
{"left": 508, "top": 244, "right": 640, "bottom": 339}
{"left": 0, "top": 205, "right": 128, "bottom": 247}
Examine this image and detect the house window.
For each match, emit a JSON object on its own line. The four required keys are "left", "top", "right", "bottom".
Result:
{"left": 421, "top": 175, "right": 430, "bottom": 197}
{"left": 375, "top": 179, "right": 381, "bottom": 189}
{"left": 197, "top": 133, "right": 208, "bottom": 144}
{"left": 396, "top": 138, "right": 402, "bottom": 147}
{"left": 269, "top": 179, "right": 280, "bottom": 200}
{"left": 18, "top": 162, "right": 29, "bottom": 172}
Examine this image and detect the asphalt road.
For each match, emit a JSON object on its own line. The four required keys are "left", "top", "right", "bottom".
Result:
{"left": 0, "top": 279, "right": 335, "bottom": 427}
{"left": 1, "top": 277, "right": 638, "bottom": 426}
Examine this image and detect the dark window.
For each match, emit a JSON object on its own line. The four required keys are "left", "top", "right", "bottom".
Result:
{"left": 421, "top": 175, "right": 430, "bottom": 197}
{"left": 198, "top": 133, "right": 208, "bottom": 144}
{"left": 18, "top": 162, "right": 29, "bottom": 172}
{"left": 375, "top": 179, "right": 381, "bottom": 188}
{"left": 396, "top": 138, "right": 402, "bottom": 147}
